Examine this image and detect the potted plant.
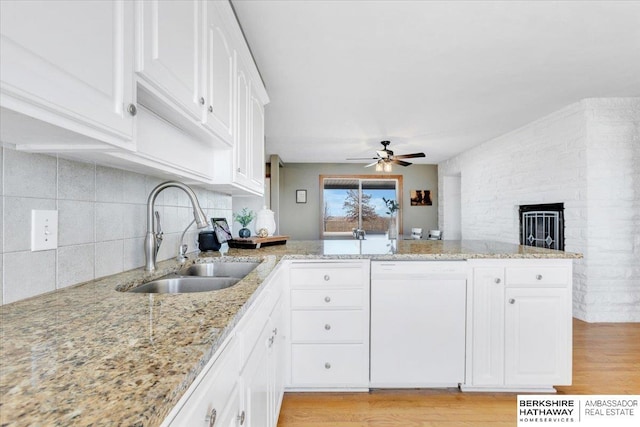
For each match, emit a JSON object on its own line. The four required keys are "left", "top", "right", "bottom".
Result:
{"left": 233, "top": 208, "right": 255, "bottom": 238}
{"left": 382, "top": 197, "right": 400, "bottom": 239}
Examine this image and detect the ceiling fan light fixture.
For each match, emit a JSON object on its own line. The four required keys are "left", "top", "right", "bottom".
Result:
{"left": 383, "top": 161, "right": 392, "bottom": 172}
{"left": 375, "top": 161, "right": 383, "bottom": 172}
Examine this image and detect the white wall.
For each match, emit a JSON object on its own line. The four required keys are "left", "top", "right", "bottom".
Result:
{"left": 0, "top": 148, "right": 232, "bottom": 305}
{"left": 438, "top": 98, "right": 640, "bottom": 322}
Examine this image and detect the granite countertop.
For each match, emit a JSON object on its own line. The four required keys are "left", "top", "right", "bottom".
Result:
{"left": 0, "top": 240, "right": 580, "bottom": 426}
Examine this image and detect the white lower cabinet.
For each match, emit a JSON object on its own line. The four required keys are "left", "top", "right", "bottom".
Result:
{"left": 168, "top": 337, "right": 241, "bottom": 426}
{"left": 164, "top": 265, "right": 285, "bottom": 427}
{"left": 241, "top": 294, "right": 285, "bottom": 427}
{"left": 287, "top": 260, "right": 370, "bottom": 390}
{"left": 464, "top": 259, "right": 573, "bottom": 391}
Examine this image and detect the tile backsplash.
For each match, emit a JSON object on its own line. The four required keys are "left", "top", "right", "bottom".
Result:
{"left": 0, "top": 148, "right": 232, "bottom": 305}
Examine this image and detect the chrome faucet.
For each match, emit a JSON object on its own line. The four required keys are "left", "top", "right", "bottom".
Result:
{"left": 352, "top": 228, "right": 366, "bottom": 240}
{"left": 144, "top": 181, "right": 209, "bottom": 272}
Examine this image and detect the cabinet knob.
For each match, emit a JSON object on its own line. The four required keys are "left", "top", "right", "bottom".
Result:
{"left": 536, "top": 274, "right": 543, "bottom": 280}
{"left": 509, "top": 298, "right": 516, "bottom": 304}
{"left": 324, "top": 296, "right": 331, "bottom": 303}
{"left": 208, "top": 105, "right": 213, "bottom": 113}
{"left": 237, "top": 167, "right": 241, "bottom": 172}
{"left": 205, "top": 408, "right": 217, "bottom": 427}
{"left": 268, "top": 336, "right": 274, "bottom": 347}
{"left": 200, "top": 97, "right": 205, "bottom": 105}
{"left": 324, "top": 274, "right": 330, "bottom": 281}
{"left": 324, "top": 324, "right": 331, "bottom": 331}
{"left": 127, "top": 103, "right": 137, "bottom": 116}
{"left": 238, "top": 410, "right": 246, "bottom": 425}
{"left": 494, "top": 278, "right": 501, "bottom": 284}
{"left": 325, "top": 362, "right": 331, "bottom": 369}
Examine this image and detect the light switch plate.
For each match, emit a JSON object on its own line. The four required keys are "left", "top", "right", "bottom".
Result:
{"left": 31, "top": 210, "right": 58, "bottom": 251}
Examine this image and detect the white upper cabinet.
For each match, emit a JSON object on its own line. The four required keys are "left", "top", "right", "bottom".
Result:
{"left": 234, "top": 61, "right": 252, "bottom": 187}
{"left": 250, "top": 90, "right": 266, "bottom": 190}
{"left": 136, "top": 0, "right": 204, "bottom": 122}
{"left": 0, "top": 0, "right": 135, "bottom": 150}
{"left": 204, "top": 0, "right": 234, "bottom": 144}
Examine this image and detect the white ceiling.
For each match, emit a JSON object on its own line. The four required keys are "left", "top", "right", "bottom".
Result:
{"left": 232, "top": 0, "right": 640, "bottom": 165}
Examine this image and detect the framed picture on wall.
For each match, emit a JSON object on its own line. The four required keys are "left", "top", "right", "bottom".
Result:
{"left": 296, "top": 189, "right": 307, "bottom": 204}
{"left": 410, "top": 190, "right": 432, "bottom": 206}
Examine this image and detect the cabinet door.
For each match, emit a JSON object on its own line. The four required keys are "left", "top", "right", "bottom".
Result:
{"left": 169, "top": 338, "right": 240, "bottom": 426}
{"left": 233, "top": 61, "right": 251, "bottom": 187}
{"left": 269, "top": 298, "right": 286, "bottom": 427}
{"left": 215, "top": 381, "right": 243, "bottom": 427}
{"left": 471, "top": 267, "right": 505, "bottom": 386}
{"left": 243, "top": 323, "right": 270, "bottom": 427}
{"left": 250, "top": 93, "right": 265, "bottom": 189}
{"left": 137, "top": 0, "right": 203, "bottom": 120}
{"left": 204, "top": 1, "right": 234, "bottom": 144}
{"left": 504, "top": 287, "right": 571, "bottom": 386}
{"left": 0, "top": 0, "right": 134, "bottom": 142}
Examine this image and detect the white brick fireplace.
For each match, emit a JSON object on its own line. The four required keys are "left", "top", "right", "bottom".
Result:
{"left": 438, "top": 98, "right": 640, "bottom": 322}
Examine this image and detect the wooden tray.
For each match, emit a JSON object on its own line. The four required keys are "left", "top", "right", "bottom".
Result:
{"left": 228, "top": 235, "right": 289, "bottom": 249}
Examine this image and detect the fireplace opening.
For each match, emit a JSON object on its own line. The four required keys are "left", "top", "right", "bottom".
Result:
{"left": 519, "top": 203, "right": 564, "bottom": 251}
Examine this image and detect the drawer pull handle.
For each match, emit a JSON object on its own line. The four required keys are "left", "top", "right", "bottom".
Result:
{"left": 324, "top": 274, "right": 330, "bottom": 281}
{"left": 325, "top": 362, "right": 331, "bottom": 369}
{"left": 238, "top": 410, "right": 246, "bottom": 425}
{"left": 494, "top": 278, "right": 501, "bottom": 284}
{"left": 273, "top": 327, "right": 278, "bottom": 336}
{"left": 324, "top": 296, "right": 331, "bottom": 303}
{"left": 509, "top": 298, "right": 516, "bottom": 304}
{"left": 205, "top": 408, "right": 217, "bottom": 427}
{"left": 536, "top": 274, "right": 543, "bottom": 280}
{"left": 324, "top": 324, "right": 331, "bottom": 330}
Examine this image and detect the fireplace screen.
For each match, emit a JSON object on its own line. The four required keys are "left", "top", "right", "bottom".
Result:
{"left": 519, "top": 203, "right": 564, "bottom": 251}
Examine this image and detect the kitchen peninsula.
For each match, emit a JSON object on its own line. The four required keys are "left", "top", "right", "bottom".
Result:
{"left": 0, "top": 240, "right": 580, "bottom": 426}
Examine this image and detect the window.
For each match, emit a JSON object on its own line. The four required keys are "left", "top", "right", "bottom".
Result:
{"left": 320, "top": 175, "right": 403, "bottom": 239}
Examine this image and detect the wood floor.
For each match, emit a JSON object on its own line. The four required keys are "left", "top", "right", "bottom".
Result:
{"left": 277, "top": 319, "right": 640, "bottom": 426}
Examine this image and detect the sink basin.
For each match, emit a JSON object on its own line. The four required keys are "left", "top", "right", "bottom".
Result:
{"left": 177, "top": 262, "right": 260, "bottom": 278}
{"left": 126, "top": 261, "right": 260, "bottom": 293}
{"left": 128, "top": 277, "right": 240, "bottom": 294}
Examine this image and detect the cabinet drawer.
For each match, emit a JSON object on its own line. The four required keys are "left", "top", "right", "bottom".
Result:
{"left": 506, "top": 266, "right": 569, "bottom": 286}
{"left": 291, "top": 289, "right": 364, "bottom": 309}
{"left": 290, "top": 264, "right": 365, "bottom": 287}
{"left": 170, "top": 338, "right": 239, "bottom": 425}
{"left": 291, "top": 344, "right": 367, "bottom": 386}
{"left": 291, "top": 310, "right": 364, "bottom": 342}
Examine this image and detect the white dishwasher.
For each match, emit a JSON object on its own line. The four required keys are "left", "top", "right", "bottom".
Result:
{"left": 370, "top": 261, "right": 467, "bottom": 388}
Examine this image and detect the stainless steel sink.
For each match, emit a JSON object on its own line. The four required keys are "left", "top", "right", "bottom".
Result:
{"left": 177, "top": 262, "right": 260, "bottom": 278}
{"left": 128, "top": 277, "right": 240, "bottom": 294}
{"left": 126, "top": 261, "right": 260, "bottom": 293}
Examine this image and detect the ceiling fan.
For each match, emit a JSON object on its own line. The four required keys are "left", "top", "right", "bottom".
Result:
{"left": 346, "top": 141, "right": 426, "bottom": 171}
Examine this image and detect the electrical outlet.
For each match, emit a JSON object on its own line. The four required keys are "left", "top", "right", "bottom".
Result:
{"left": 31, "top": 210, "right": 58, "bottom": 251}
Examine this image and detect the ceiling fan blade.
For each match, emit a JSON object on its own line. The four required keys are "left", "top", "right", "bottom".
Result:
{"left": 346, "top": 157, "right": 379, "bottom": 160}
{"left": 365, "top": 161, "right": 379, "bottom": 167}
{"left": 394, "top": 152, "right": 426, "bottom": 159}
{"left": 392, "top": 159, "right": 412, "bottom": 167}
